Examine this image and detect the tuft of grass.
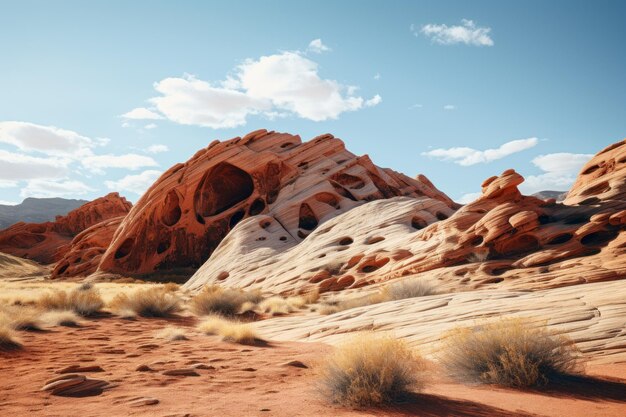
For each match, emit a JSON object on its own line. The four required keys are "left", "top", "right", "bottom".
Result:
{"left": 162, "top": 282, "right": 181, "bottom": 293}
{"left": 197, "top": 315, "right": 261, "bottom": 345}
{"left": 40, "top": 310, "right": 81, "bottom": 327}
{"left": 190, "top": 286, "right": 264, "bottom": 317}
{"left": 381, "top": 279, "right": 437, "bottom": 301}
{"left": 109, "top": 287, "right": 182, "bottom": 317}
{"left": 0, "top": 306, "right": 42, "bottom": 331}
{"left": 441, "top": 318, "right": 580, "bottom": 388}
{"left": 320, "top": 332, "right": 426, "bottom": 406}
{"left": 155, "top": 326, "right": 188, "bottom": 341}
{"left": 0, "top": 325, "right": 22, "bottom": 350}
{"left": 38, "top": 285, "right": 104, "bottom": 316}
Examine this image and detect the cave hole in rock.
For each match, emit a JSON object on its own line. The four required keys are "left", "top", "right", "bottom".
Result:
{"left": 547, "top": 233, "right": 573, "bottom": 245}
{"left": 248, "top": 198, "right": 266, "bottom": 216}
{"left": 257, "top": 236, "right": 266, "bottom": 241}
{"left": 194, "top": 162, "right": 254, "bottom": 217}
{"left": 581, "top": 164, "right": 600, "bottom": 175}
{"left": 114, "top": 238, "right": 134, "bottom": 259}
{"left": 471, "top": 236, "right": 484, "bottom": 246}
{"left": 280, "top": 142, "right": 294, "bottom": 149}
{"left": 157, "top": 238, "right": 170, "bottom": 254}
{"left": 579, "top": 197, "right": 600, "bottom": 205}
{"left": 298, "top": 203, "right": 318, "bottom": 230}
{"left": 435, "top": 211, "right": 448, "bottom": 221}
{"left": 581, "top": 181, "right": 611, "bottom": 196}
{"left": 359, "top": 258, "right": 390, "bottom": 273}
{"left": 314, "top": 192, "right": 341, "bottom": 209}
{"left": 368, "top": 172, "right": 401, "bottom": 198}
{"left": 338, "top": 237, "right": 354, "bottom": 246}
{"left": 217, "top": 271, "right": 229, "bottom": 281}
{"left": 365, "top": 236, "right": 385, "bottom": 245}
{"left": 538, "top": 215, "right": 555, "bottom": 225}
{"left": 581, "top": 230, "right": 618, "bottom": 247}
{"left": 57, "top": 263, "right": 69, "bottom": 275}
{"left": 563, "top": 214, "right": 589, "bottom": 225}
{"left": 260, "top": 220, "right": 271, "bottom": 229}
{"left": 196, "top": 213, "right": 205, "bottom": 224}
{"left": 279, "top": 236, "right": 287, "bottom": 241}
{"left": 162, "top": 190, "right": 182, "bottom": 226}
{"left": 332, "top": 173, "right": 365, "bottom": 189}
{"left": 411, "top": 216, "right": 427, "bottom": 230}
{"left": 297, "top": 161, "right": 309, "bottom": 170}
{"left": 330, "top": 180, "right": 357, "bottom": 201}
{"left": 229, "top": 209, "right": 246, "bottom": 229}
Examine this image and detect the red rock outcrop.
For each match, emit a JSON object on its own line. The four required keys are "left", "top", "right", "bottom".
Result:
{"left": 0, "top": 193, "right": 131, "bottom": 264}
{"left": 96, "top": 130, "right": 456, "bottom": 279}
{"left": 185, "top": 139, "right": 626, "bottom": 294}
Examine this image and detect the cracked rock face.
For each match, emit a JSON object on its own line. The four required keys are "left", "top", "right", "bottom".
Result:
{"left": 95, "top": 129, "right": 455, "bottom": 279}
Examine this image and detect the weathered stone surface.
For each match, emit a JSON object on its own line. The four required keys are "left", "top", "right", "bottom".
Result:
{"left": 0, "top": 193, "right": 131, "bottom": 265}
{"left": 96, "top": 130, "right": 455, "bottom": 279}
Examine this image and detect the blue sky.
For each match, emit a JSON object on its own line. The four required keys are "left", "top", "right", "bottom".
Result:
{"left": 1, "top": 0, "right": 625, "bottom": 205}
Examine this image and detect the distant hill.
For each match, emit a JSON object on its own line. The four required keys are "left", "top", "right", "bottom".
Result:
{"left": 0, "top": 198, "right": 88, "bottom": 230}
{"left": 532, "top": 190, "right": 568, "bottom": 202}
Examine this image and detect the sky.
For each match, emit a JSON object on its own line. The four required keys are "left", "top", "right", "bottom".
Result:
{"left": 1, "top": 0, "right": 625, "bottom": 205}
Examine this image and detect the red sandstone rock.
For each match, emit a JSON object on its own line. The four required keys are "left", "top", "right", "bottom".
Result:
{"left": 96, "top": 130, "right": 456, "bottom": 279}
{"left": 0, "top": 193, "right": 131, "bottom": 264}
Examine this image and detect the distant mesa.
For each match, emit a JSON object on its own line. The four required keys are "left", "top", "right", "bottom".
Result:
{"left": 0, "top": 197, "right": 88, "bottom": 230}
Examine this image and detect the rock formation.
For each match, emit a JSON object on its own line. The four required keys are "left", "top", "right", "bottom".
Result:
{"left": 95, "top": 130, "right": 455, "bottom": 279}
{"left": 0, "top": 193, "right": 131, "bottom": 265}
{"left": 185, "top": 140, "right": 626, "bottom": 295}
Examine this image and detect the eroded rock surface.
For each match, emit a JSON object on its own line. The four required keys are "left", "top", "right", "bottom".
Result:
{"left": 97, "top": 130, "right": 455, "bottom": 279}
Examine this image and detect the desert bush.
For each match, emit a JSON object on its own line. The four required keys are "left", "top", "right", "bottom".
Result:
{"left": 320, "top": 332, "right": 426, "bottom": 406}
{"left": 190, "top": 286, "right": 263, "bottom": 316}
{"left": 38, "top": 285, "right": 104, "bottom": 316}
{"left": 40, "top": 310, "right": 80, "bottom": 327}
{"left": 155, "top": 326, "right": 188, "bottom": 341}
{"left": 162, "top": 282, "right": 181, "bottom": 293}
{"left": 0, "top": 325, "right": 22, "bottom": 350}
{"left": 382, "top": 279, "right": 437, "bottom": 301}
{"left": 440, "top": 318, "right": 579, "bottom": 387}
{"left": 197, "top": 315, "right": 260, "bottom": 345}
{"left": 109, "top": 287, "right": 182, "bottom": 317}
{"left": 0, "top": 306, "right": 42, "bottom": 331}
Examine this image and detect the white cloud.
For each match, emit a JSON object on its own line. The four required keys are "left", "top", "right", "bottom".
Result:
{"left": 520, "top": 153, "right": 593, "bottom": 194}
{"left": 0, "top": 121, "right": 95, "bottom": 158}
{"left": 144, "top": 123, "right": 158, "bottom": 130}
{"left": 457, "top": 192, "right": 482, "bottom": 204}
{"left": 82, "top": 153, "right": 158, "bottom": 174}
{"left": 0, "top": 149, "right": 68, "bottom": 181}
{"left": 308, "top": 39, "right": 330, "bottom": 54}
{"left": 417, "top": 19, "right": 494, "bottom": 47}
{"left": 146, "top": 144, "right": 169, "bottom": 154}
{"left": 443, "top": 104, "right": 456, "bottom": 110}
{"left": 20, "top": 179, "right": 94, "bottom": 198}
{"left": 374, "top": 73, "right": 381, "bottom": 80}
{"left": 0, "top": 180, "right": 18, "bottom": 188}
{"left": 121, "top": 107, "right": 163, "bottom": 120}
{"left": 136, "top": 49, "right": 380, "bottom": 129}
{"left": 105, "top": 170, "right": 162, "bottom": 196}
{"left": 422, "top": 138, "right": 538, "bottom": 166}
{"left": 0, "top": 200, "right": 19, "bottom": 205}
{"left": 409, "top": 103, "right": 423, "bottom": 109}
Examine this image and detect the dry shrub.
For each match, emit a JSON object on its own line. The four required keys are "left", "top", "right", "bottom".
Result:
{"left": 40, "top": 310, "right": 80, "bottom": 327}
{"left": 441, "top": 318, "right": 580, "bottom": 388}
{"left": 0, "top": 306, "right": 42, "bottom": 331}
{"left": 38, "top": 285, "right": 104, "bottom": 316}
{"left": 190, "top": 286, "right": 263, "bottom": 316}
{"left": 320, "top": 332, "right": 426, "bottom": 406}
{"left": 197, "top": 315, "right": 260, "bottom": 345}
{"left": 318, "top": 293, "right": 385, "bottom": 315}
{"left": 257, "top": 296, "right": 308, "bottom": 315}
{"left": 155, "top": 326, "right": 188, "bottom": 341}
{"left": 382, "top": 279, "right": 437, "bottom": 301}
{"left": 110, "top": 287, "right": 182, "bottom": 317}
{"left": 0, "top": 325, "right": 22, "bottom": 350}
{"left": 162, "top": 283, "right": 181, "bottom": 293}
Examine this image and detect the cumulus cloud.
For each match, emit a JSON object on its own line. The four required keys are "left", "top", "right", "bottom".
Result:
{"left": 133, "top": 49, "right": 379, "bottom": 129}
{"left": 121, "top": 107, "right": 163, "bottom": 120}
{"left": 416, "top": 19, "right": 494, "bottom": 46}
{"left": 146, "top": 144, "right": 169, "bottom": 154}
{"left": 520, "top": 153, "right": 593, "bottom": 194}
{"left": 20, "top": 179, "right": 94, "bottom": 198}
{"left": 105, "top": 170, "right": 162, "bottom": 196}
{"left": 0, "top": 121, "right": 96, "bottom": 158}
{"left": 0, "top": 149, "right": 68, "bottom": 181}
{"left": 443, "top": 104, "right": 456, "bottom": 110}
{"left": 308, "top": 38, "right": 330, "bottom": 53}
{"left": 457, "top": 192, "right": 482, "bottom": 204}
{"left": 0, "top": 180, "right": 18, "bottom": 188}
{"left": 82, "top": 153, "right": 158, "bottom": 174}
{"left": 422, "top": 138, "right": 538, "bottom": 166}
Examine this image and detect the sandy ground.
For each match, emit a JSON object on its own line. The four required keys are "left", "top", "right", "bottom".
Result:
{"left": 1, "top": 313, "right": 625, "bottom": 417}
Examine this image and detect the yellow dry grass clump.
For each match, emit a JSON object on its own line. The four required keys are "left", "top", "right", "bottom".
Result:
{"left": 155, "top": 326, "right": 188, "bottom": 341}
{"left": 40, "top": 310, "right": 81, "bottom": 327}
{"left": 0, "top": 324, "right": 22, "bottom": 351}
{"left": 197, "top": 315, "right": 260, "bottom": 345}
{"left": 38, "top": 284, "right": 104, "bottom": 316}
{"left": 109, "top": 287, "right": 182, "bottom": 317}
{"left": 190, "top": 285, "right": 264, "bottom": 316}
{"left": 320, "top": 332, "right": 426, "bottom": 406}
{"left": 441, "top": 318, "right": 580, "bottom": 387}
{"left": 0, "top": 305, "right": 42, "bottom": 331}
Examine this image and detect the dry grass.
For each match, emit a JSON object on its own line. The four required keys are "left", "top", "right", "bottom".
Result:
{"left": 0, "top": 305, "right": 42, "bottom": 331}
{"left": 382, "top": 279, "right": 437, "bottom": 301}
{"left": 197, "top": 315, "right": 260, "bottom": 345}
{"left": 38, "top": 286, "right": 104, "bottom": 316}
{"left": 257, "top": 296, "right": 309, "bottom": 316}
{"left": 109, "top": 287, "right": 182, "bottom": 317}
{"left": 40, "top": 310, "right": 81, "bottom": 327}
{"left": 320, "top": 332, "right": 426, "bottom": 406}
{"left": 0, "top": 325, "right": 22, "bottom": 351}
{"left": 155, "top": 326, "right": 188, "bottom": 341}
{"left": 441, "top": 318, "right": 580, "bottom": 388}
{"left": 190, "top": 286, "right": 264, "bottom": 316}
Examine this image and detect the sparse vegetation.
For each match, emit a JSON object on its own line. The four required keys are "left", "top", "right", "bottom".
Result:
{"left": 0, "top": 306, "right": 42, "bottom": 331}
{"left": 109, "top": 287, "right": 182, "bottom": 317}
{"left": 320, "top": 332, "right": 426, "bottom": 406}
{"left": 0, "top": 325, "right": 22, "bottom": 350}
{"left": 258, "top": 296, "right": 307, "bottom": 316}
{"left": 155, "top": 326, "right": 188, "bottom": 341}
{"left": 37, "top": 285, "right": 104, "bottom": 316}
{"left": 441, "top": 318, "right": 580, "bottom": 387}
{"left": 197, "top": 315, "right": 260, "bottom": 345}
{"left": 190, "top": 286, "right": 263, "bottom": 316}
{"left": 40, "top": 310, "right": 80, "bottom": 327}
